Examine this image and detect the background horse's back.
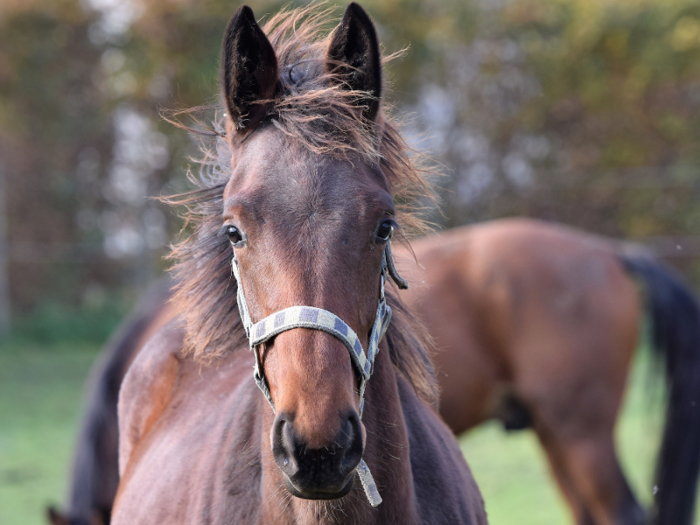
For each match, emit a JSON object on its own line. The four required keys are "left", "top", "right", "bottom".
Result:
{"left": 398, "top": 218, "right": 700, "bottom": 525}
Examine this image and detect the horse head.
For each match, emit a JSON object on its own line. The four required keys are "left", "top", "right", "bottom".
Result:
{"left": 220, "top": 3, "right": 393, "bottom": 501}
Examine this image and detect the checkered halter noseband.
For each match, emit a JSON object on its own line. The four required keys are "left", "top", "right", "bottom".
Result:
{"left": 230, "top": 242, "right": 408, "bottom": 507}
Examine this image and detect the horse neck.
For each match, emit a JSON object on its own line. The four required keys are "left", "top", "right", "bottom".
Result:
{"left": 258, "top": 346, "right": 421, "bottom": 525}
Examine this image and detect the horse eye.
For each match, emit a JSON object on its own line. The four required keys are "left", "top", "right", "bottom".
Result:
{"left": 375, "top": 221, "right": 394, "bottom": 242}
{"left": 226, "top": 225, "right": 244, "bottom": 245}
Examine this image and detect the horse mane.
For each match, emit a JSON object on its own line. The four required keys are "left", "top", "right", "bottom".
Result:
{"left": 164, "top": 6, "right": 439, "bottom": 406}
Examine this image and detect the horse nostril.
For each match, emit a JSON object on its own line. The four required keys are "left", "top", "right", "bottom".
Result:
{"left": 272, "top": 413, "right": 297, "bottom": 476}
{"left": 339, "top": 411, "right": 363, "bottom": 474}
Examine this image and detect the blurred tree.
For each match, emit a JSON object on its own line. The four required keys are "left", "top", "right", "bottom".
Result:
{"left": 2, "top": 0, "right": 700, "bottom": 316}
{"left": 0, "top": 2, "right": 113, "bottom": 312}
{"left": 0, "top": 165, "right": 9, "bottom": 337}
{"left": 416, "top": 0, "right": 700, "bottom": 245}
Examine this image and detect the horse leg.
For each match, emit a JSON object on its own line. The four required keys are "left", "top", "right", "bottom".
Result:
{"left": 507, "top": 266, "right": 642, "bottom": 525}
{"left": 515, "top": 354, "right": 644, "bottom": 524}
{"left": 560, "top": 435, "right": 644, "bottom": 525}
{"left": 537, "top": 434, "right": 592, "bottom": 525}
{"left": 535, "top": 420, "right": 645, "bottom": 525}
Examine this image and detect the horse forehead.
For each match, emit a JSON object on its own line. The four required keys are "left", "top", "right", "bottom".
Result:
{"left": 234, "top": 137, "right": 388, "bottom": 220}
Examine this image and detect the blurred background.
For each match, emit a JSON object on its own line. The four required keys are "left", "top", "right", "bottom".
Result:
{"left": 1, "top": 0, "right": 699, "bottom": 523}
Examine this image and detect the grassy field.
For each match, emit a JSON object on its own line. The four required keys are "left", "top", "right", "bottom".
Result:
{"left": 0, "top": 338, "right": 686, "bottom": 525}
{"left": 0, "top": 341, "right": 99, "bottom": 525}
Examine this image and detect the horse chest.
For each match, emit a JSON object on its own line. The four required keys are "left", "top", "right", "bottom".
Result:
{"left": 114, "top": 351, "right": 267, "bottom": 524}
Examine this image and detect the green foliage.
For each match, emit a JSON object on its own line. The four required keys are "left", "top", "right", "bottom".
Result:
{"left": 11, "top": 296, "right": 130, "bottom": 345}
{"left": 2, "top": 0, "right": 700, "bottom": 306}
{"left": 430, "top": 0, "right": 700, "bottom": 251}
{"left": 502, "top": 0, "right": 700, "bottom": 169}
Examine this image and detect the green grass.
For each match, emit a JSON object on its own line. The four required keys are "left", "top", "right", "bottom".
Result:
{"left": 0, "top": 341, "right": 100, "bottom": 525}
{"left": 0, "top": 340, "right": 692, "bottom": 525}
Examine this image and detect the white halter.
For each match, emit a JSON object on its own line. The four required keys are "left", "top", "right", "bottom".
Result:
{"left": 230, "top": 242, "right": 408, "bottom": 507}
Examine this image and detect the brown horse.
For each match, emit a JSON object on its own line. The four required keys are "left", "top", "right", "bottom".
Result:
{"left": 109, "top": 4, "right": 486, "bottom": 524}
{"left": 396, "top": 218, "right": 700, "bottom": 525}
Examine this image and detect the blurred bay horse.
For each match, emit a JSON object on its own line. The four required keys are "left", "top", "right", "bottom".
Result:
{"left": 396, "top": 218, "right": 700, "bottom": 525}
{"left": 108, "top": 4, "right": 486, "bottom": 524}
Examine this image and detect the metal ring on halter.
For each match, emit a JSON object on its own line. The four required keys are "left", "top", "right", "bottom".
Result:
{"left": 230, "top": 242, "right": 407, "bottom": 507}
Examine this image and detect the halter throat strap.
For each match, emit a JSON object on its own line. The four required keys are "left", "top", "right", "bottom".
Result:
{"left": 230, "top": 242, "right": 407, "bottom": 507}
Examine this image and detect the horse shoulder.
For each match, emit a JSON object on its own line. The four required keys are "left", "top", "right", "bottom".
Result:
{"left": 117, "top": 320, "right": 184, "bottom": 477}
{"left": 398, "top": 376, "right": 488, "bottom": 525}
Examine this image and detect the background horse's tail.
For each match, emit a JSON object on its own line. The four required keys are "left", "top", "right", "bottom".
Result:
{"left": 59, "top": 279, "right": 173, "bottom": 525}
{"left": 621, "top": 253, "right": 700, "bottom": 525}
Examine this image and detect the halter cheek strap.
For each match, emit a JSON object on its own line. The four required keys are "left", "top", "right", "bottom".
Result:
{"left": 230, "top": 243, "right": 407, "bottom": 508}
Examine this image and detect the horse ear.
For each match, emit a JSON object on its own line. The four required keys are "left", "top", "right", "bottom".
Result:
{"left": 221, "top": 5, "right": 279, "bottom": 133}
{"left": 326, "top": 3, "right": 382, "bottom": 121}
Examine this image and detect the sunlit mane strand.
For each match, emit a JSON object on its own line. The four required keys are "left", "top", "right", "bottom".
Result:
{"left": 163, "top": 5, "right": 439, "bottom": 406}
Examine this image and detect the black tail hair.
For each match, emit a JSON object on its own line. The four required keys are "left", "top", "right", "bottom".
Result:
{"left": 62, "top": 279, "right": 172, "bottom": 525}
{"left": 621, "top": 253, "right": 700, "bottom": 525}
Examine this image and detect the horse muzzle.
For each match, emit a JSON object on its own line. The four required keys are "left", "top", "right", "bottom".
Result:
{"left": 272, "top": 410, "right": 364, "bottom": 499}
